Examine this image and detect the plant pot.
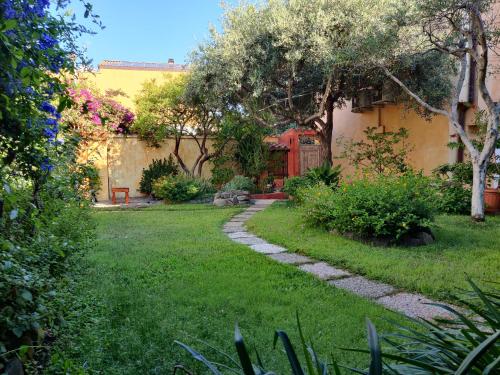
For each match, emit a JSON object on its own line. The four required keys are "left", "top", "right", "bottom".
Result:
{"left": 484, "top": 188, "right": 500, "bottom": 214}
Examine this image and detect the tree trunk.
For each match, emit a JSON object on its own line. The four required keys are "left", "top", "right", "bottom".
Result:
{"left": 173, "top": 136, "right": 191, "bottom": 175}
{"left": 319, "top": 95, "right": 334, "bottom": 164}
{"left": 471, "top": 158, "right": 488, "bottom": 221}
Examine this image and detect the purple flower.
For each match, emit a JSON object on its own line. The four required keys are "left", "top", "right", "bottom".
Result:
{"left": 40, "top": 101, "right": 56, "bottom": 114}
{"left": 2, "top": 0, "right": 17, "bottom": 19}
{"left": 40, "top": 158, "right": 54, "bottom": 172}
{"left": 38, "top": 33, "right": 58, "bottom": 50}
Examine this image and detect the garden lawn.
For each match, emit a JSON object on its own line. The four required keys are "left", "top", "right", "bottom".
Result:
{"left": 247, "top": 202, "right": 500, "bottom": 302}
{"left": 55, "top": 204, "right": 408, "bottom": 374}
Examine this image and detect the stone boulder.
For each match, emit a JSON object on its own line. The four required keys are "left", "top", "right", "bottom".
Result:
{"left": 213, "top": 190, "right": 250, "bottom": 206}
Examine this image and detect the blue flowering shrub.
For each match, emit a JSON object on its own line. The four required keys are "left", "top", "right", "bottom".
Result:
{"left": 0, "top": 0, "right": 100, "bottom": 371}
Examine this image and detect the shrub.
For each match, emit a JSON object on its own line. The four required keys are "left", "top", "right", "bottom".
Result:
{"left": 301, "top": 174, "right": 436, "bottom": 242}
{"left": 436, "top": 181, "right": 472, "bottom": 215}
{"left": 305, "top": 162, "right": 341, "bottom": 188}
{"left": 284, "top": 163, "right": 341, "bottom": 199}
{"left": 211, "top": 166, "right": 235, "bottom": 189}
{"left": 222, "top": 175, "right": 255, "bottom": 192}
{"left": 152, "top": 175, "right": 214, "bottom": 203}
{"left": 433, "top": 163, "right": 473, "bottom": 215}
{"left": 1, "top": 168, "right": 93, "bottom": 370}
{"left": 176, "top": 279, "right": 499, "bottom": 375}
{"left": 283, "top": 176, "right": 311, "bottom": 197}
{"left": 140, "top": 156, "right": 178, "bottom": 195}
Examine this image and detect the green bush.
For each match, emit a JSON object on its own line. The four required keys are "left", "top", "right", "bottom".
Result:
{"left": 301, "top": 174, "right": 436, "bottom": 242}
{"left": 433, "top": 163, "right": 473, "bottom": 215}
{"left": 222, "top": 175, "right": 256, "bottom": 192}
{"left": 176, "top": 279, "right": 499, "bottom": 375}
{"left": 436, "top": 181, "right": 472, "bottom": 215}
{"left": 283, "top": 176, "right": 312, "bottom": 198}
{"left": 211, "top": 166, "right": 235, "bottom": 189}
{"left": 152, "top": 175, "right": 214, "bottom": 203}
{"left": 1, "top": 167, "right": 93, "bottom": 369}
{"left": 139, "top": 156, "right": 178, "bottom": 195}
{"left": 305, "top": 162, "right": 342, "bottom": 188}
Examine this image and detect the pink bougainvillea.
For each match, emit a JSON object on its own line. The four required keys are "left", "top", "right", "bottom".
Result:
{"left": 63, "top": 87, "right": 135, "bottom": 137}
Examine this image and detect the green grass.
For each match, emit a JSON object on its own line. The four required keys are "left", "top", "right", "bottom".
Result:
{"left": 55, "top": 204, "right": 410, "bottom": 374}
{"left": 247, "top": 202, "right": 500, "bottom": 302}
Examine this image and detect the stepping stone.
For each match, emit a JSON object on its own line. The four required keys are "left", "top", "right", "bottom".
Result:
{"left": 299, "top": 262, "right": 351, "bottom": 280}
{"left": 376, "top": 293, "right": 455, "bottom": 320}
{"left": 329, "top": 276, "right": 395, "bottom": 299}
{"left": 223, "top": 225, "right": 246, "bottom": 233}
{"left": 233, "top": 236, "right": 267, "bottom": 245}
{"left": 225, "top": 221, "right": 245, "bottom": 227}
{"left": 268, "top": 253, "right": 314, "bottom": 265}
{"left": 227, "top": 231, "right": 255, "bottom": 239}
{"left": 233, "top": 214, "right": 254, "bottom": 219}
{"left": 230, "top": 218, "right": 248, "bottom": 222}
{"left": 250, "top": 243, "right": 287, "bottom": 254}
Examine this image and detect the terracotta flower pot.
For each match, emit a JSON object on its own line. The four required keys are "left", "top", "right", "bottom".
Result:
{"left": 484, "top": 188, "right": 500, "bottom": 214}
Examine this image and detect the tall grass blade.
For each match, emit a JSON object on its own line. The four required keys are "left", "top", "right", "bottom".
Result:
{"left": 455, "top": 331, "right": 500, "bottom": 375}
{"left": 175, "top": 341, "right": 223, "bottom": 375}
{"left": 234, "top": 324, "right": 256, "bottom": 375}
{"left": 366, "top": 319, "right": 382, "bottom": 375}
{"left": 274, "top": 330, "right": 305, "bottom": 375}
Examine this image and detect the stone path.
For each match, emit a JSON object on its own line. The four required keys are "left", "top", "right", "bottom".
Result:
{"left": 223, "top": 200, "right": 458, "bottom": 320}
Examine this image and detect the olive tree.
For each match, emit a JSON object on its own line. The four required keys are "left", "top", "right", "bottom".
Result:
{"left": 133, "top": 74, "right": 225, "bottom": 176}
{"left": 190, "top": 0, "right": 376, "bottom": 163}
{"left": 371, "top": 0, "right": 499, "bottom": 221}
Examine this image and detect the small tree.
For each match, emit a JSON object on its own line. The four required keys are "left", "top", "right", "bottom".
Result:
{"left": 133, "top": 74, "right": 225, "bottom": 176}
{"left": 373, "top": 0, "right": 499, "bottom": 221}
{"left": 338, "top": 127, "right": 413, "bottom": 176}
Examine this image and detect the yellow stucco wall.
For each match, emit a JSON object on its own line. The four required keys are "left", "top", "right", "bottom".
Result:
{"left": 84, "top": 136, "right": 215, "bottom": 201}
{"left": 331, "top": 103, "right": 451, "bottom": 176}
{"left": 80, "top": 67, "right": 186, "bottom": 110}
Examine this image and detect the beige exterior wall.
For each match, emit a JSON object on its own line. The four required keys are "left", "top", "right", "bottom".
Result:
{"left": 83, "top": 136, "right": 215, "bottom": 201}
{"left": 332, "top": 103, "right": 451, "bottom": 176}
{"left": 80, "top": 67, "right": 186, "bottom": 110}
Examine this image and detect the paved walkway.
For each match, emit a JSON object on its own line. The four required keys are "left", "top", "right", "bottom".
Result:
{"left": 223, "top": 200, "right": 457, "bottom": 320}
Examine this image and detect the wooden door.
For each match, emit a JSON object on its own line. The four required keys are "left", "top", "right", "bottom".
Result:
{"left": 299, "top": 144, "right": 322, "bottom": 174}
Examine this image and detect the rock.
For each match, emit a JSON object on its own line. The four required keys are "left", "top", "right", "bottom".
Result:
{"left": 213, "top": 189, "right": 251, "bottom": 206}
{"left": 398, "top": 230, "right": 435, "bottom": 247}
{"left": 213, "top": 198, "right": 228, "bottom": 207}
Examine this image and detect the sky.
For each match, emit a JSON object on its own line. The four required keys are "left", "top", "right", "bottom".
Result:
{"left": 72, "top": 1, "right": 240, "bottom": 67}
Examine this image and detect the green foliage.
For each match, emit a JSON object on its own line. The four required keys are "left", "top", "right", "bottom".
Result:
{"left": 436, "top": 182, "right": 472, "bottom": 215}
{"left": 176, "top": 279, "right": 499, "bottom": 375}
{"left": 222, "top": 175, "right": 256, "bottom": 193}
{"left": 235, "top": 130, "right": 269, "bottom": 180}
{"left": 152, "top": 175, "right": 214, "bottom": 203}
{"left": 0, "top": 163, "right": 94, "bottom": 369}
{"left": 306, "top": 162, "right": 342, "bottom": 188}
{"left": 300, "top": 174, "right": 436, "bottom": 242}
{"left": 211, "top": 165, "right": 235, "bottom": 189}
{"left": 338, "top": 127, "right": 413, "bottom": 177}
{"left": 283, "top": 176, "right": 312, "bottom": 198}
{"left": 139, "top": 156, "right": 179, "bottom": 195}
{"left": 133, "top": 74, "right": 191, "bottom": 147}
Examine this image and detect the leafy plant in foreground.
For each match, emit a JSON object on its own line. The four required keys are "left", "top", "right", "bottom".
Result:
{"left": 175, "top": 279, "right": 499, "bottom": 374}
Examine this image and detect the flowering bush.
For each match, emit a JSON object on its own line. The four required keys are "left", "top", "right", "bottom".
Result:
{"left": 0, "top": 0, "right": 99, "bottom": 371}
{"left": 300, "top": 174, "right": 437, "bottom": 243}
{"left": 63, "top": 87, "right": 135, "bottom": 136}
